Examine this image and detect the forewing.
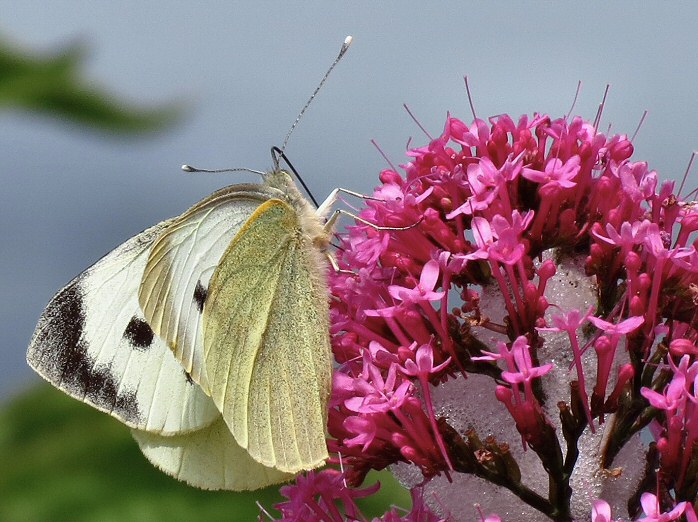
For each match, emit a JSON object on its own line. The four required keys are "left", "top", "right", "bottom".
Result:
{"left": 138, "top": 184, "right": 280, "bottom": 390}
{"left": 132, "top": 417, "right": 293, "bottom": 491}
{"left": 203, "top": 199, "right": 332, "bottom": 472}
{"left": 27, "top": 222, "right": 218, "bottom": 435}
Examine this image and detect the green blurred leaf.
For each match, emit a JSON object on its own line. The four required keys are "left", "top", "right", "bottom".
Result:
{"left": 0, "top": 38, "right": 178, "bottom": 133}
{"left": 0, "top": 383, "right": 409, "bottom": 521}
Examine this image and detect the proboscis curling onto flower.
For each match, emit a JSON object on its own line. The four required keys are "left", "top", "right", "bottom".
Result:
{"left": 320, "top": 112, "right": 698, "bottom": 521}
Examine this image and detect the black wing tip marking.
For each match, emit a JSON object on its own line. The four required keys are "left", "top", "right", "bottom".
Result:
{"left": 29, "top": 282, "right": 141, "bottom": 424}
{"left": 193, "top": 280, "right": 207, "bottom": 312}
{"left": 124, "top": 316, "right": 155, "bottom": 350}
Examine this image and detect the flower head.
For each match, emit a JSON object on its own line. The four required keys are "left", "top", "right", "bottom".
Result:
{"left": 321, "top": 110, "right": 698, "bottom": 520}
{"left": 261, "top": 469, "right": 447, "bottom": 522}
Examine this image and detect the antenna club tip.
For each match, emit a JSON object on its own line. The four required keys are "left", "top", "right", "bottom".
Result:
{"left": 344, "top": 35, "right": 353, "bottom": 46}
{"left": 181, "top": 164, "right": 194, "bottom": 172}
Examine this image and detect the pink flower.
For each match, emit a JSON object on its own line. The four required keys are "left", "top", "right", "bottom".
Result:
{"left": 588, "top": 314, "right": 645, "bottom": 335}
{"left": 591, "top": 499, "right": 619, "bottom": 522}
{"left": 262, "top": 469, "right": 449, "bottom": 522}
{"left": 388, "top": 259, "right": 446, "bottom": 304}
{"left": 539, "top": 306, "right": 594, "bottom": 334}
{"left": 538, "top": 306, "right": 595, "bottom": 427}
{"left": 267, "top": 468, "right": 379, "bottom": 522}
{"left": 522, "top": 155, "right": 581, "bottom": 189}
{"left": 487, "top": 227, "right": 527, "bottom": 266}
{"left": 446, "top": 157, "right": 505, "bottom": 217}
{"left": 639, "top": 492, "right": 687, "bottom": 521}
{"left": 343, "top": 356, "right": 412, "bottom": 414}
{"left": 401, "top": 342, "right": 453, "bottom": 469}
{"left": 319, "top": 109, "right": 698, "bottom": 520}
{"left": 591, "top": 220, "right": 649, "bottom": 250}
{"left": 501, "top": 336, "right": 553, "bottom": 385}
{"left": 402, "top": 342, "right": 452, "bottom": 378}
{"left": 641, "top": 372, "right": 686, "bottom": 411}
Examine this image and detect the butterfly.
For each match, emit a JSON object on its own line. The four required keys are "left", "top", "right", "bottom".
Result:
{"left": 27, "top": 35, "right": 354, "bottom": 490}
{"left": 26, "top": 34, "right": 355, "bottom": 491}
{"left": 27, "top": 160, "right": 337, "bottom": 491}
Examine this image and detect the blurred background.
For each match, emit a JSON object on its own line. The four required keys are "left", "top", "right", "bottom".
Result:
{"left": 2, "top": 2, "right": 698, "bottom": 520}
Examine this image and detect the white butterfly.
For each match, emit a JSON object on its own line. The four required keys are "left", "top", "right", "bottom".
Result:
{"left": 27, "top": 169, "right": 336, "bottom": 490}
{"left": 27, "top": 36, "right": 354, "bottom": 491}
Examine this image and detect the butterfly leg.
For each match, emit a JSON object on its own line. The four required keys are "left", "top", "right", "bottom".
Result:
{"left": 323, "top": 208, "right": 422, "bottom": 234}
{"left": 315, "top": 187, "right": 383, "bottom": 216}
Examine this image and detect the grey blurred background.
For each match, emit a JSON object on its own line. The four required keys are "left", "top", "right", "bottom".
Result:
{"left": 3, "top": 2, "right": 698, "bottom": 401}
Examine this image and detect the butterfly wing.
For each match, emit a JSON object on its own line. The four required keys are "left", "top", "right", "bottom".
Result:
{"left": 203, "top": 199, "right": 332, "bottom": 473}
{"left": 138, "top": 184, "right": 281, "bottom": 391}
{"left": 27, "top": 222, "right": 219, "bottom": 435}
{"left": 131, "top": 417, "right": 293, "bottom": 491}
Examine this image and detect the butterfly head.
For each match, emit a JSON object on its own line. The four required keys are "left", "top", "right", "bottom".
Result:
{"left": 262, "top": 168, "right": 296, "bottom": 192}
{"left": 263, "top": 168, "right": 316, "bottom": 209}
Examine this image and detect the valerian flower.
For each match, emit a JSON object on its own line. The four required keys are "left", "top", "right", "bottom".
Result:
{"left": 592, "top": 499, "right": 619, "bottom": 522}
{"left": 637, "top": 492, "right": 687, "bottom": 522}
{"left": 262, "top": 110, "right": 698, "bottom": 521}
{"left": 262, "top": 468, "right": 447, "bottom": 522}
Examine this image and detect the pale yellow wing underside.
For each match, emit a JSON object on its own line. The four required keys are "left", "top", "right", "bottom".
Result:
{"left": 203, "top": 199, "right": 331, "bottom": 473}
{"left": 138, "top": 185, "right": 277, "bottom": 390}
{"left": 132, "top": 416, "right": 293, "bottom": 491}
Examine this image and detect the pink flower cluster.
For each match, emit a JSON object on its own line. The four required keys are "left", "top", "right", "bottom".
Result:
{"left": 263, "top": 468, "right": 447, "bottom": 522}
{"left": 592, "top": 495, "right": 696, "bottom": 522}
{"left": 263, "top": 111, "right": 698, "bottom": 520}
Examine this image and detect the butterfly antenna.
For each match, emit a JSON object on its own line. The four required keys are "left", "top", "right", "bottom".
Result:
{"left": 271, "top": 146, "right": 320, "bottom": 207}
{"left": 279, "top": 35, "right": 353, "bottom": 154}
{"left": 181, "top": 164, "right": 265, "bottom": 177}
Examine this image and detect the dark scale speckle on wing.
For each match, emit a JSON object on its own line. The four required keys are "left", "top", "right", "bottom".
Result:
{"left": 29, "top": 282, "right": 141, "bottom": 424}
{"left": 123, "top": 316, "right": 154, "bottom": 350}
{"left": 193, "top": 280, "right": 207, "bottom": 312}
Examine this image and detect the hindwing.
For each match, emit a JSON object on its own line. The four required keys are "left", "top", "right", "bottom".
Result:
{"left": 203, "top": 199, "right": 331, "bottom": 472}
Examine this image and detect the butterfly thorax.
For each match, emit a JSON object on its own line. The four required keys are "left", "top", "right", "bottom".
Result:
{"left": 262, "top": 169, "right": 331, "bottom": 250}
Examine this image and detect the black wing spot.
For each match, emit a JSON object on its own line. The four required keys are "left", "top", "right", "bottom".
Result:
{"left": 124, "top": 316, "right": 154, "bottom": 350}
{"left": 31, "top": 283, "right": 141, "bottom": 424}
{"left": 193, "top": 280, "right": 207, "bottom": 312}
